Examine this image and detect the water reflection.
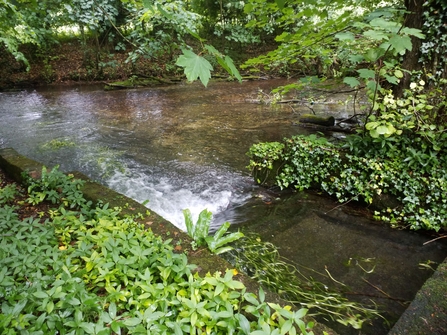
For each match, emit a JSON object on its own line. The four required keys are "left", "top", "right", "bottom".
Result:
{"left": 0, "top": 80, "right": 303, "bottom": 226}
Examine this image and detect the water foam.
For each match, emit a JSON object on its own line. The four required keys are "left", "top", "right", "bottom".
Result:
{"left": 105, "top": 160, "right": 252, "bottom": 231}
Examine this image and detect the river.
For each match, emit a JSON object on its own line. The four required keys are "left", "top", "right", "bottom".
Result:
{"left": 1, "top": 80, "right": 446, "bottom": 334}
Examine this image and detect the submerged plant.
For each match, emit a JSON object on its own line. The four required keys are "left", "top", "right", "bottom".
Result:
{"left": 226, "top": 234, "right": 384, "bottom": 329}
{"left": 183, "top": 208, "right": 244, "bottom": 254}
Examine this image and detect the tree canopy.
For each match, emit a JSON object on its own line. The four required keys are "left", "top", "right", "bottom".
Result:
{"left": 1, "top": 0, "right": 445, "bottom": 88}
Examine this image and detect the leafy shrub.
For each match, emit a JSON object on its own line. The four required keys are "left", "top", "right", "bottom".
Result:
{"left": 24, "top": 166, "right": 87, "bottom": 208}
{"left": 183, "top": 208, "right": 244, "bottom": 255}
{"left": 247, "top": 133, "right": 447, "bottom": 231}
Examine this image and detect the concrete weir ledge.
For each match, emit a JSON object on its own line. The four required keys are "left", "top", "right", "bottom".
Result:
{"left": 1, "top": 147, "right": 447, "bottom": 334}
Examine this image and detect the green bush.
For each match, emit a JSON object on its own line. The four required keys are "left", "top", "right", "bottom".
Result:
{"left": 247, "top": 133, "right": 447, "bottom": 231}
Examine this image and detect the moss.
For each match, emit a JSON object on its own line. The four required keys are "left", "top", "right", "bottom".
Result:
{"left": 389, "top": 260, "right": 447, "bottom": 334}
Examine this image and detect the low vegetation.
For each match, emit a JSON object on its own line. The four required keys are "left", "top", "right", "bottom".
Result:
{"left": 0, "top": 167, "right": 317, "bottom": 334}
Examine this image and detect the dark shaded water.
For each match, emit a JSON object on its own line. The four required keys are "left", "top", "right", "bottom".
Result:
{"left": 1, "top": 80, "right": 446, "bottom": 334}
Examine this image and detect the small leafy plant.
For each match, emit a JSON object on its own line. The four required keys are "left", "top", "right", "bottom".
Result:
{"left": 0, "top": 183, "right": 19, "bottom": 205}
{"left": 183, "top": 208, "right": 244, "bottom": 254}
{"left": 24, "top": 166, "right": 87, "bottom": 208}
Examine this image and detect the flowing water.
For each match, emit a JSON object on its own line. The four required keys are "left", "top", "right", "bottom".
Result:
{"left": 1, "top": 80, "right": 446, "bottom": 334}
{"left": 0, "top": 80, "right": 310, "bottom": 228}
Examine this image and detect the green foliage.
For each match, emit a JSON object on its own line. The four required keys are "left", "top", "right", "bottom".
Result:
{"left": 183, "top": 209, "right": 244, "bottom": 254}
{"left": 247, "top": 135, "right": 341, "bottom": 191}
{"left": 0, "top": 168, "right": 313, "bottom": 335}
{"left": 24, "top": 166, "right": 87, "bottom": 208}
{"left": 339, "top": 11, "right": 425, "bottom": 117}
{"left": 247, "top": 133, "right": 447, "bottom": 231}
{"left": 176, "top": 48, "right": 214, "bottom": 86}
{"left": 421, "top": 0, "right": 447, "bottom": 77}
{"left": 277, "top": 135, "right": 342, "bottom": 191}
{"left": 0, "top": 183, "right": 19, "bottom": 205}
{"left": 176, "top": 45, "right": 242, "bottom": 87}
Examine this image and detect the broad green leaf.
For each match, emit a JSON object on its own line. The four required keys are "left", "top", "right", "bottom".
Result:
{"left": 195, "top": 209, "right": 212, "bottom": 240}
{"left": 275, "top": 0, "right": 286, "bottom": 9}
{"left": 370, "top": 129, "right": 379, "bottom": 138}
{"left": 259, "top": 287, "right": 265, "bottom": 303}
{"left": 357, "top": 69, "right": 376, "bottom": 80}
{"left": 213, "top": 246, "right": 234, "bottom": 255}
{"left": 123, "top": 317, "right": 142, "bottom": 327}
{"left": 46, "top": 301, "right": 54, "bottom": 314}
{"left": 236, "top": 313, "right": 251, "bottom": 334}
{"left": 394, "top": 69, "right": 404, "bottom": 78}
{"left": 335, "top": 32, "right": 355, "bottom": 41}
{"left": 366, "top": 80, "right": 380, "bottom": 92}
{"left": 384, "top": 75, "right": 399, "bottom": 85}
{"left": 364, "top": 48, "right": 385, "bottom": 62}
{"left": 365, "top": 121, "right": 380, "bottom": 130}
{"left": 389, "top": 35, "right": 412, "bottom": 55}
{"left": 401, "top": 27, "right": 425, "bottom": 39}
{"left": 369, "top": 18, "right": 400, "bottom": 32}
{"left": 33, "top": 291, "right": 49, "bottom": 299}
{"left": 343, "top": 77, "right": 360, "bottom": 88}
{"left": 109, "top": 302, "right": 117, "bottom": 319}
{"left": 12, "top": 299, "right": 27, "bottom": 315}
{"left": 376, "top": 126, "right": 390, "bottom": 135}
{"left": 176, "top": 49, "right": 213, "bottom": 87}
{"left": 280, "top": 319, "right": 293, "bottom": 334}
{"left": 348, "top": 54, "right": 364, "bottom": 63}
{"left": 363, "top": 30, "right": 388, "bottom": 41}
{"left": 294, "top": 308, "right": 308, "bottom": 320}
{"left": 183, "top": 208, "right": 194, "bottom": 237}
{"left": 222, "top": 56, "right": 242, "bottom": 82}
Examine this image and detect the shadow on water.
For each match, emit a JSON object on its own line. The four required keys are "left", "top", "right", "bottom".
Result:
{"left": 223, "top": 190, "right": 447, "bottom": 334}
{"left": 1, "top": 80, "right": 446, "bottom": 334}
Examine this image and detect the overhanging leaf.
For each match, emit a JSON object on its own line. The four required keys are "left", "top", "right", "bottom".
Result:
{"left": 275, "top": 0, "right": 286, "bottom": 9}
{"left": 363, "top": 30, "right": 389, "bottom": 41}
{"left": 357, "top": 69, "right": 376, "bottom": 80}
{"left": 343, "top": 77, "right": 360, "bottom": 88}
{"left": 176, "top": 49, "right": 213, "bottom": 87}
{"left": 389, "top": 35, "right": 412, "bottom": 55}
{"left": 335, "top": 32, "right": 355, "bottom": 41}
{"left": 364, "top": 48, "right": 385, "bottom": 62}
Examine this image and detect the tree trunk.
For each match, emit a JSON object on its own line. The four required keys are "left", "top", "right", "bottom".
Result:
{"left": 394, "top": 0, "right": 425, "bottom": 97}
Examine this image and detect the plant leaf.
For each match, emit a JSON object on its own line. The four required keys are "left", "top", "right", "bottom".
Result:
{"left": 176, "top": 49, "right": 213, "bottom": 87}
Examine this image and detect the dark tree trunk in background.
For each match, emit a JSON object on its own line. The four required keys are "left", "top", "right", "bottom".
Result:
{"left": 394, "top": 0, "right": 424, "bottom": 97}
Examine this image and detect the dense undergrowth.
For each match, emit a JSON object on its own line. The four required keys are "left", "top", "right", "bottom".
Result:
{"left": 0, "top": 166, "right": 319, "bottom": 335}
{"left": 248, "top": 131, "right": 447, "bottom": 232}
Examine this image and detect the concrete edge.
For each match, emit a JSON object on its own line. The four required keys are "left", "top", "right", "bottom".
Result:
{"left": 388, "top": 259, "right": 447, "bottom": 334}
{"left": 0, "top": 147, "right": 337, "bottom": 335}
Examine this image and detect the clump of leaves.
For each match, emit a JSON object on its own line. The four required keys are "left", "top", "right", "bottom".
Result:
{"left": 183, "top": 208, "right": 244, "bottom": 254}
{"left": 0, "top": 183, "right": 19, "bottom": 205}
{"left": 23, "top": 166, "right": 87, "bottom": 208}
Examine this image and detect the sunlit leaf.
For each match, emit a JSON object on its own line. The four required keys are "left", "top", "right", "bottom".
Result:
{"left": 176, "top": 49, "right": 213, "bottom": 87}
{"left": 389, "top": 35, "right": 412, "bottom": 55}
